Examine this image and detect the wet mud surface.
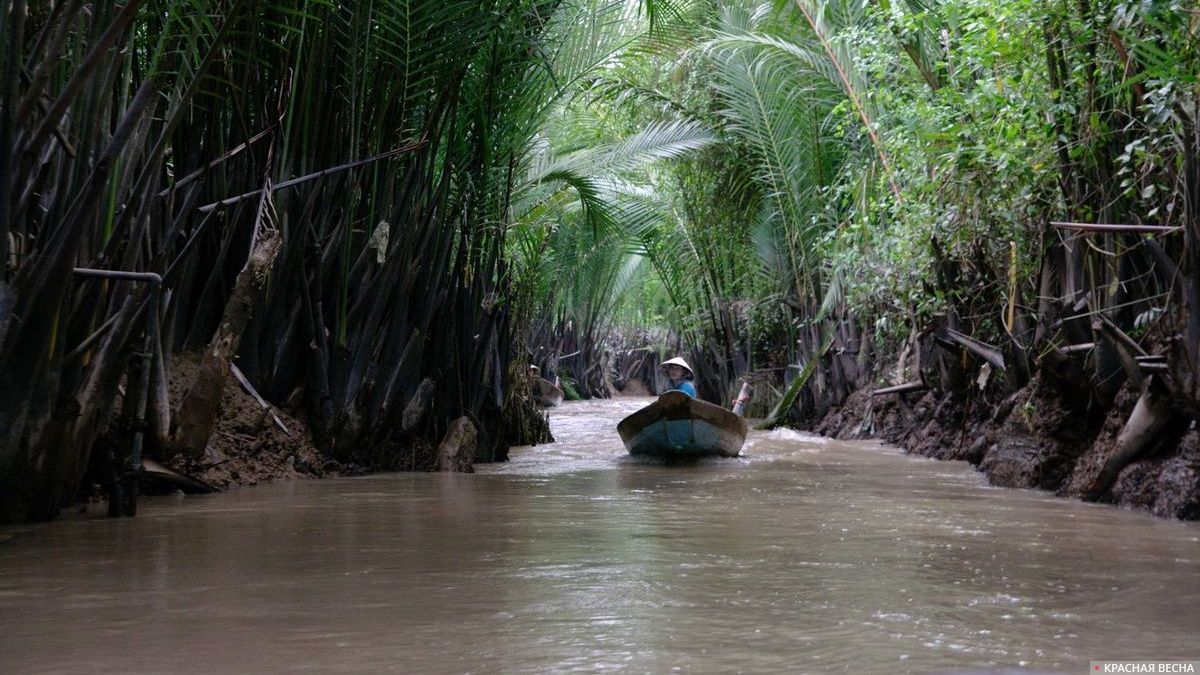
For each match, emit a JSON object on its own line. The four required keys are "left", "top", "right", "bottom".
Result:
{"left": 813, "top": 381, "right": 1200, "bottom": 520}
{"left": 160, "top": 355, "right": 355, "bottom": 490}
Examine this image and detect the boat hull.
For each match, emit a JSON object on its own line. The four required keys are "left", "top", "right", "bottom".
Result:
{"left": 617, "top": 391, "right": 748, "bottom": 458}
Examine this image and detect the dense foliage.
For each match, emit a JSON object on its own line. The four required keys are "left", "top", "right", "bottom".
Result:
{"left": 0, "top": 0, "right": 674, "bottom": 521}
{"left": 524, "top": 0, "right": 1198, "bottom": 412}
{"left": 3, "top": 0, "right": 1198, "bottom": 521}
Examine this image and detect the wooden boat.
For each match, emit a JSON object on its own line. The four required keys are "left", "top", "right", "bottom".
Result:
{"left": 617, "top": 391, "right": 748, "bottom": 458}
{"left": 532, "top": 376, "right": 565, "bottom": 407}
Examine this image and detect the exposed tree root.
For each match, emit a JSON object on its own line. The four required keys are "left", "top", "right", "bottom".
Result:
{"left": 1085, "top": 382, "right": 1177, "bottom": 501}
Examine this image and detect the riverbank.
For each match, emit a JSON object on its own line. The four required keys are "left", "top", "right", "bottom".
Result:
{"left": 808, "top": 378, "right": 1200, "bottom": 520}
{"left": 6, "top": 396, "right": 1200, "bottom": 673}
{"left": 146, "top": 354, "right": 545, "bottom": 494}
{"left": 96, "top": 344, "right": 1200, "bottom": 522}
{"left": 154, "top": 354, "right": 360, "bottom": 491}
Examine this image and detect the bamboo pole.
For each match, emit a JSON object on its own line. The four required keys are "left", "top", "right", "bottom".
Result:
{"left": 1057, "top": 342, "right": 1095, "bottom": 354}
{"left": 1051, "top": 221, "right": 1183, "bottom": 234}
{"left": 872, "top": 381, "right": 928, "bottom": 396}
{"left": 197, "top": 139, "right": 428, "bottom": 213}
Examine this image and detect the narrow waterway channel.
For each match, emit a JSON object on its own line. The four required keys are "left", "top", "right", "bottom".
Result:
{"left": 2, "top": 398, "right": 1198, "bottom": 673}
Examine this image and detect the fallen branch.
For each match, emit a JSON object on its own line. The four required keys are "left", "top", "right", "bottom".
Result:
{"left": 1094, "top": 315, "right": 1149, "bottom": 357}
{"left": 1057, "top": 342, "right": 1095, "bottom": 354}
{"left": 157, "top": 127, "right": 272, "bottom": 198}
{"left": 933, "top": 327, "right": 1006, "bottom": 371}
{"left": 230, "top": 363, "right": 291, "bottom": 436}
{"left": 1051, "top": 221, "right": 1182, "bottom": 234}
{"left": 872, "top": 381, "right": 928, "bottom": 396}
{"left": 755, "top": 334, "right": 833, "bottom": 430}
{"left": 197, "top": 139, "right": 428, "bottom": 213}
{"left": 215, "top": 429, "right": 259, "bottom": 445}
{"left": 64, "top": 312, "right": 121, "bottom": 362}
{"left": 1092, "top": 316, "right": 1148, "bottom": 386}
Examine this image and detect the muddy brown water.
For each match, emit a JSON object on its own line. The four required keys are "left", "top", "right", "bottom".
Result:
{"left": 2, "top": 398, "right": 1198, "bottom": 673}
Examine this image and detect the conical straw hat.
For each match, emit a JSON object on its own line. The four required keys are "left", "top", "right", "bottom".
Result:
{"left": 660, "top": 357, "right": 693, "bottom": 376}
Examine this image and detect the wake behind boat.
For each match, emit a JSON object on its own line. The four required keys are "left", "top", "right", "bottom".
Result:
{"left": 616, "top": 391, "right": 748, "bottom": 458}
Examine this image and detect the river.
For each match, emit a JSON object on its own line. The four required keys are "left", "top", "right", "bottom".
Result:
{"left": 1, "top": 398, "right": 1198, "bottom": 673}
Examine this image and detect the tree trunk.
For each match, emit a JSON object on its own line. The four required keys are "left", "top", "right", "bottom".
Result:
{"left": 1085, "top": 382, "right": 1176, "bottom": 501}
{"left": 168, "top": 228, "right": 282, "bottom": 458}
{"left": 436, "top": 416, "right": 477, "bottom": 472}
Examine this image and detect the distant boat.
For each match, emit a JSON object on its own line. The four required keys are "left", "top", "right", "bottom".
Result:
{"left": 532, "top": 376, "right": 564, "bottom": 407}
{"left": 617, "top": 391, "right": 748, "bottom": 458}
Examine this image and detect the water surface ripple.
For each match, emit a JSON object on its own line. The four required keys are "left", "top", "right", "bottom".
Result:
{"left": 2, "top": 397, "right": 1198, "bottom": 673}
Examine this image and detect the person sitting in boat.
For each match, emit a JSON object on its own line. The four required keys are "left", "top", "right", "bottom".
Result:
{"left": 661, "top": 357, "right": 697, "bottom": 398}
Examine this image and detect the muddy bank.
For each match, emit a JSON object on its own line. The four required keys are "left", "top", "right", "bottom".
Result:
{"left": 810, "top": 379, "right": 1200, "bottom": 520}
{"left": 74, "top": 352, "right": 553, "bottom": 512}
{"left": 149, "top": 354, "right": 549, "bottom": 492}
{"left": 157, "top": 354, "right": 361, "bottom": 490}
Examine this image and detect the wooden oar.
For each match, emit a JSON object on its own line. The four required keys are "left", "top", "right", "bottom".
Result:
{"left": 732, "top": 381, "right": 751, "bottom": 416}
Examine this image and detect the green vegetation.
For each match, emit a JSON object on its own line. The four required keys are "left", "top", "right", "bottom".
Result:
{"left": 3, "top": 0, "right": 1198, "bottom": 521}
{"left": 525, "top": 0, "right": 1198, "bottom": 404}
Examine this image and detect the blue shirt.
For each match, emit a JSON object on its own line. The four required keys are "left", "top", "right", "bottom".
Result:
{"left": 669, "top": 380, "right": 697, "bottom": 398}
